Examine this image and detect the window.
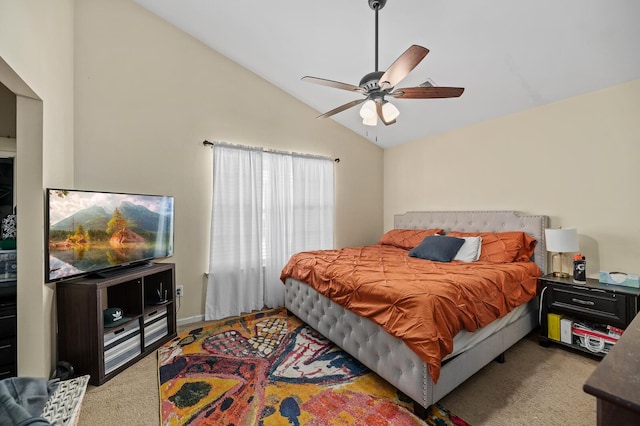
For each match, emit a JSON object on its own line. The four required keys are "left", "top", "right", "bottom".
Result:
{"left": 205, "top": 144, "right": 334, "bottom": 320}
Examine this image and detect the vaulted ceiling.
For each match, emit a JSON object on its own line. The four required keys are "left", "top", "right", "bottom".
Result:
{"left": 134, "top": 0, "right": 640, "bottom": 148}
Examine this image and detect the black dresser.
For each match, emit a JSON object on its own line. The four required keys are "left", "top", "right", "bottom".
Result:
{"left": 0, "top": 280, "right": 16, "bottom": 379}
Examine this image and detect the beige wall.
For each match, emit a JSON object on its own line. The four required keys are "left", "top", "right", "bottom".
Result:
{"left": 385, "top": 79, "right": 640, "bottom": 278}
{"left": 0, "top": 83, "right": 16, "bottom": 138}
{"left": 0, "top": 0, "right": 75, "bottom": 377}
{"left": 73, "top": 0, "right": 383, "bottom": 322}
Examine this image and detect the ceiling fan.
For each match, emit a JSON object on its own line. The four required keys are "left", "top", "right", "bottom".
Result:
{"left": 302, "top": 0, "right": 464, "bottom": 126}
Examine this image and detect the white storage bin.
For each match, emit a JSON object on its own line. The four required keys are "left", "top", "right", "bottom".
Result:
{"left": 143, "top": 308, "right": 168, "bottom": 348}
{"left": 103, "top": 320, "right": 141, "bottom": 374}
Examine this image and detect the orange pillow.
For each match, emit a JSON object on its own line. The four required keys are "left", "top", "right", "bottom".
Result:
{"left": 378, "top": 228, "right": 444, "bottom": 250}
{"left": 447, "top": 231, "right": 537, "bottom": 263}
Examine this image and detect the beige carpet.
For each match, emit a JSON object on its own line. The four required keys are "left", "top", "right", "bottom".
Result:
{"left": 439, "top": 333, "right": 598, "bottom": 425}
{"left": 78, "top": 325, "right": 598, "bottom": 426}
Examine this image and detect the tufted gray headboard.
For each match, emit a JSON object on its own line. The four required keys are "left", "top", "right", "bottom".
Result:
{"left": 394, "top": 211, "right": 549, "bottom": 274}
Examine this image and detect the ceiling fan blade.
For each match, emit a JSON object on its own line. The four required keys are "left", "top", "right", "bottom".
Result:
{"left": 390, "top": 86, "right": 465, "bottom": 99}
{"left": 375, "top": 101, "right": 396, "bottom": 126}
{"left": 302, "top": 76, "right": 364, "bottom": 93}
{"left": 316, "top": 98, "right": 366, "bottom": 119}
{"left": 379, "top": 45, "right": 429, "bottom": 90}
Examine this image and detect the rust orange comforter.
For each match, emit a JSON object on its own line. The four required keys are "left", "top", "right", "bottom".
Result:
{"left": 280, "top": 244, "right": 541, "bottom": 382}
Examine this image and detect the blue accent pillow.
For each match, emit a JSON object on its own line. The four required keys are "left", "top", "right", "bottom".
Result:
{"left": 408, "top": 235, "right": 465, "bottom": 262}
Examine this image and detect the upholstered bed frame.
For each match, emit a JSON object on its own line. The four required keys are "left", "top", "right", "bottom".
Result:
{"left": 284, "top": 211, "right": 548, "bottom": 413}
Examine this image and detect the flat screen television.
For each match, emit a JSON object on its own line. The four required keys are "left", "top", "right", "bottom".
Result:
{"left": 45, "top": 188, "right": 174, "bottom": 283}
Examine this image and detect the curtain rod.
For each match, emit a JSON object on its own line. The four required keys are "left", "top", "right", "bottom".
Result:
{"left": 202, "top": 140, "right": 340, "bottom": 163}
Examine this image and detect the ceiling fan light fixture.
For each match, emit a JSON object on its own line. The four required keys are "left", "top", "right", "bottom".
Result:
{"left": 359, "top": 99, "right": 377, "bottom": 119}
{"left": 363, "top": 114, "right": 378, "bottom": 126}
{"left": 382, "top": 101, "right": 400, "bottom": 121}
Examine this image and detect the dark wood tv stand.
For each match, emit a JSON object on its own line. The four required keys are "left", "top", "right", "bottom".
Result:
{"left": 56, "top": 262, "right": 177, "bottom": 385}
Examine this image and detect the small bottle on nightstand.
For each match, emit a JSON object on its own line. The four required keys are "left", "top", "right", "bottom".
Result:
{"left": 573, "top": 253, "right": 586, "bottom": 284}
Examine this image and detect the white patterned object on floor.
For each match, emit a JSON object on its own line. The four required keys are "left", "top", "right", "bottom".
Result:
{"left": 41, "top": 375, "right": 90, "bottom": 426}
{"left": 1, "top": 214, "right": 16, "bottom": 239}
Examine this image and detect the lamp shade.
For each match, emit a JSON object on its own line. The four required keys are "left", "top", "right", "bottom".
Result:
{"left": 362, "top": 115, "right": 377, "bottom": 126}
{"left": 382, "top": 101, "right": 400, "bottom": 121}
{"left": 545, "top": 228, "right": 579, "bottom": 253}
{"left": 359, "top": 100, "right": 376, "bottom": 119}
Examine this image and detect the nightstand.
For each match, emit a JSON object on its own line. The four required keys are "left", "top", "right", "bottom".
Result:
{"left": 538, "top": 274, "right": 640, "bottom": 357}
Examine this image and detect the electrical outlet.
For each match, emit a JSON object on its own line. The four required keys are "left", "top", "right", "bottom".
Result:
{"left": 176, "top": 285, "right": 184, "bottom": 297}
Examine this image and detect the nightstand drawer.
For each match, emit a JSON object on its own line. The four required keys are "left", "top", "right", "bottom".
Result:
{"left": 0, "top": 304, "right": 17, "bottom": 339}
{"left": 0, "top": 336, "right": 16, "bottom": 364}
{"left": 549, "top": 286, "right": 627, "bottom": 325}
{"left": 0, "top": 363, "right": 16, "bottom": 379}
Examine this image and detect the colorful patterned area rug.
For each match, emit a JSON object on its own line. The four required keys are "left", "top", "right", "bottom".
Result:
{"left": 158, "top": 308, "right": 470, "bottom": 426}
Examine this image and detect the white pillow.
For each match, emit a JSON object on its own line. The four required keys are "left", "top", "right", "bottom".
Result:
{"left": 453, "top": 236, "right": 482, "bottom": 262}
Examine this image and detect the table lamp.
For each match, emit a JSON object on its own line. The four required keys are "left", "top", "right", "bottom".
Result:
{"left": 545, "top": 228, "right": 579, "bottom": 278}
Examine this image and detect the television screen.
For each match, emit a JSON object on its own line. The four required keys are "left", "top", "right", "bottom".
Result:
{"left": 46, "top": 188, "right": 174, "bottom": 282}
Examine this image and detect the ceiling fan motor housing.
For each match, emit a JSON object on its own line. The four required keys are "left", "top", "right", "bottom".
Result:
{"left": 359, "top": 71, "right": 387, "bottom": 94}
{"left": 368, "top": 0, "right": 387, "bottom": 10}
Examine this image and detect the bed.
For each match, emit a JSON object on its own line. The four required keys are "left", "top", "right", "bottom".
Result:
{"left": 281, "top": 210, "right": 548, "bottom": 415}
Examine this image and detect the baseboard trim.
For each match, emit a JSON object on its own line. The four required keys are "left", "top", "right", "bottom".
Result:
{"left": 177, "top": 315, "right": 205, "bottom": 327}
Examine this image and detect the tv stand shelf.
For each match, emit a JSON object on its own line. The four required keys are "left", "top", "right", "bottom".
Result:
{"left": 56, "top": 262, "right": 177, "bottom": 386}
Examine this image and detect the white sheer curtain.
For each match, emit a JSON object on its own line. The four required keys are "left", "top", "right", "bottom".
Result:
{"left": 205, "top": 145, "right": 264, "bottom": 320}
{"left": 291, "top": 155, "right": 334, "bottom": 252}
{"left": 205, "top": 144, "right": 334, "bottom": 320}
{"left": 262, "top": 153, "right": 334, "bottom": 307}
{"left": 262, "top": 152, "right": 293, "bottom": 309}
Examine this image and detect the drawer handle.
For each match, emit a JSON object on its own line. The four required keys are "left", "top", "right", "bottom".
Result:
{"left": 0, "top": 315, "right": 16, "bottom": 320}
{"left": 0, "top": 344, "right": 12, "bottom": 350}
{"left": 572, "top": 298, "right": 595, "bottom": 306}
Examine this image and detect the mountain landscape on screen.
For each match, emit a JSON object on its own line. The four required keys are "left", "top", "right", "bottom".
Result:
{"left": 51, "top": 201, "right": 168, "bottom": 236}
